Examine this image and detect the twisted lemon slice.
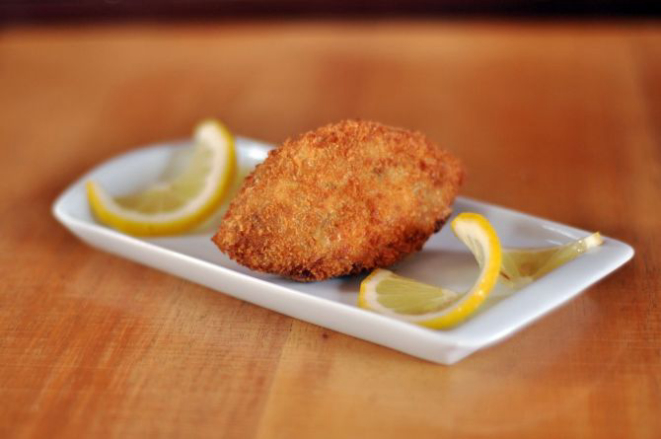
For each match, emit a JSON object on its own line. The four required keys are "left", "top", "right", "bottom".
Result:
{"left": 359, "top": 213, "right": 502, "bottom": 329}
{"left": 359, "top": 213, "right": 603, "bottom": 329}
{"left": 87, "top": 120, "right": 236, "bottom": 236}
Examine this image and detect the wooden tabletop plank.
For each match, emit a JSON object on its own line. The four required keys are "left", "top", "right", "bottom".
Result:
{"left": 1, "top": 20, "right": 659, "bottom": 438}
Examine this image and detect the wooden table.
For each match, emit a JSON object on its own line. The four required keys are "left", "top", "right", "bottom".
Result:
{"left": 1, "top": 20, "right": 659, "bottom": 438}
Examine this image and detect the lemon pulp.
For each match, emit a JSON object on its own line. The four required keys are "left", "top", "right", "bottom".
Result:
{"left": 500, "top": 233, "right": 603, "bottom": 287}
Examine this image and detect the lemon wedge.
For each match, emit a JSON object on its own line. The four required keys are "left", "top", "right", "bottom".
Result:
{"left": 500, "top": 232, "right": 603, "bottom": 287}
{"left": 359, "top": 213, "right": 502, "bottom": 329}
{"left": 87, "top": 120, "right": 236, "bottom": 236}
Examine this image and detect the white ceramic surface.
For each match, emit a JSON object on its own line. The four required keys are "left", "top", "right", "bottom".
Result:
{"left": 52, "top": 137, "right": 634, "bottom": 364}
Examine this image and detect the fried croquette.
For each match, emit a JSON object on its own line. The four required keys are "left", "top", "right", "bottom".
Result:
{"left": 213, "top": 120, "right": 464, "bottom": 281}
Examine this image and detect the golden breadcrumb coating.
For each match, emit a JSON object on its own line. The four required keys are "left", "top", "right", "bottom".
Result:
{"left": 213, "top": 120, "right": 464, "bottom": 281}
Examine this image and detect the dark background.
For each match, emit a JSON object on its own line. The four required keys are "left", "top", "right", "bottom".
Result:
{"left": 1, "top": 0, "right": 660, "bottom": 23}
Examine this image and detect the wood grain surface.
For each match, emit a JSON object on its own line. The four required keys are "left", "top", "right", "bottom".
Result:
{"left": 1, "top": 20, "right": 660, "bottom": 439}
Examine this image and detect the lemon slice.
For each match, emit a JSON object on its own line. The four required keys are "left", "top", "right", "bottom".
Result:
{"left": 359, "top": 213, "right": 502, "bottom": 329}
{"left": 500, "top": 232, "right": 603, "bottom": 287}
{"left": 87, "top": 120, "right": 236, "bottom": 236}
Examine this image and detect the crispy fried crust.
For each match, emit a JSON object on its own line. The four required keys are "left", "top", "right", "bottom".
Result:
{"left": 213, "top": 120, "right": 464, "bottom": 281}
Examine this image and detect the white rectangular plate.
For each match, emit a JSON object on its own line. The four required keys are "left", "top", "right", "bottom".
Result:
{"left": 53, "top": 137, "right": 634, "bottom": 364}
